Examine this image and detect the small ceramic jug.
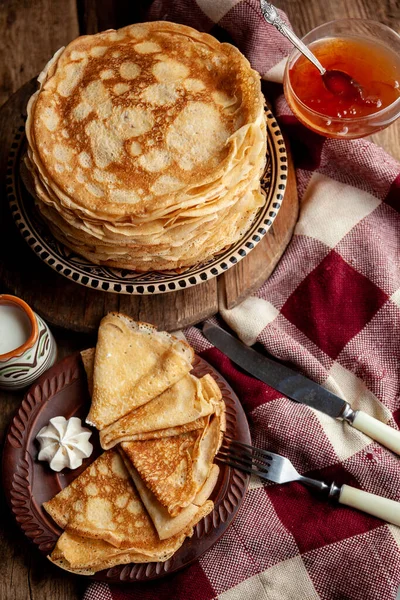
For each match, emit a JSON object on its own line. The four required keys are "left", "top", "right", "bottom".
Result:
{"left": 0, "top": 294, "right": 57, "bottom": 391}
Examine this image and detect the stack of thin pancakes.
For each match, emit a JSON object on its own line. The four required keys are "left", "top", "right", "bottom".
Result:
{"left": 44, "top": 313, "right": 225, "bottom": 574}
{"left": 25, "top": 21, "right": 267, "bottom": 272}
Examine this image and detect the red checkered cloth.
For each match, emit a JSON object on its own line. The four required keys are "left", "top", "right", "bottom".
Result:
{"left": 85, "top": 1, "right": 400, "bottom": 599}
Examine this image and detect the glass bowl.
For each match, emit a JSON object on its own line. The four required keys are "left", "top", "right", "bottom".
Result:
{"left": 283, "top": 19, "right": 400, "bottom": 139}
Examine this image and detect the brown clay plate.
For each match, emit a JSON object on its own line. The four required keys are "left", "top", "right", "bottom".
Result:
{"left": 2, "top": 352, "right": 250, "bottom": 582}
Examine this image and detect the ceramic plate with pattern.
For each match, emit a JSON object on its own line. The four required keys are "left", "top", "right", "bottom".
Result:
{"left": 7, "top": 111, "right": 287, "bottom": 295}
{"left": 3, "top": 352, "right": 250, "bottom": 582}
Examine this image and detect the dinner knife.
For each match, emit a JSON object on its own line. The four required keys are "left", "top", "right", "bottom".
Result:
{"left": 203, "top": 323, "right": 400, "bottom": 455}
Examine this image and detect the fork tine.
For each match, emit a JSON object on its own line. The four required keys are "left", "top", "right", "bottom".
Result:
{"left": 216, "top": 455, "right": 271, "bottom": 481}
{"left": 219, "top": 444, "right": 271, "bottom": 467}
{"left": 218, "top": 447, "right": 271, "bottom": 475}
{"left": 218, "top": 446, "right": 267, "bottom": 466}
{"left": 224, "top": 437, "right": 274, "bottom": 461}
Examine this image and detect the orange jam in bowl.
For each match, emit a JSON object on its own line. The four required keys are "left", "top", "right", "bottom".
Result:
{"left": 283, "top": 19, "right": 400, "bottom": 138}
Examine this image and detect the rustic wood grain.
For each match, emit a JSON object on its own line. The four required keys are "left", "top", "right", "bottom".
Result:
{"left": 0, "top": 331, "right": 86, "bottom": 600}
{"left": 0, "top": 0, "right": 80, "bottom": 107}
{"left": 0, "top": 1, "right": 399, "bottom": 599}
{"left": 370, "top": 125, "right": 400, "bottom": 163}
{"left": 78, "top": 0, "right": 153, "bottom": 34}
{"left": 275, "top": 0, "right": 400, "bottom": 35}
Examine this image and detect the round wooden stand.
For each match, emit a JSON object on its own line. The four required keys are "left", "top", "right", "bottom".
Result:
{"left": 0, "top": 80, "right": 298, "bottom": 333}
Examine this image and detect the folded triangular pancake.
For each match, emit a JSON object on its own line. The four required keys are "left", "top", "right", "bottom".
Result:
{"left": 49, "top": 542, "right": 169, "bottom": 575}
{"left": 86, "top": 314, "right": 194, "bottom": 429}
{"left": 120, "top": 449, "right": 218, "bottom": 540}
{"left": 121, "top": 431, "right": 202, "bottom": 517}
{"left": 48, "top": 490, "right": 214, "bottom": 575}
{"left": 49, "top": 531, "right": 174, "bottom": 570}
{"left": 116, "top": 418, "right": 209, "bottom": 442}
{"left": 121, "top": 414, "right": 222, "bottom": 516}
{"left": 44, "top": 450, "right": 198, "bottom": 549}
{"left": 80, "top": 345, "right": 219, "bottom": 448}
{"left": 53, "top": 469, "right": 218, "bottom": 574}
{"left": 100, "top": 373, "right": 221, "bottom": 449}
{"left": 48, "top": 491, "right": 212, "bottom": 574}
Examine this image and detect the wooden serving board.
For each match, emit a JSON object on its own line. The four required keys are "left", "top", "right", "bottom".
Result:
{"left": 0, "top": 79, "right": 298, "bottom": 333}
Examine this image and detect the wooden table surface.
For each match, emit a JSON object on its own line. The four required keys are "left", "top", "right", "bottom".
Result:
{"left": 0, "top": 1, "right": 399, "bottom": 599}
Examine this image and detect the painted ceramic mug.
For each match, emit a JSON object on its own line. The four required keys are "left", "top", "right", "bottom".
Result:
{"left": 0, "top": 295, "right": 57, "bottom": 391}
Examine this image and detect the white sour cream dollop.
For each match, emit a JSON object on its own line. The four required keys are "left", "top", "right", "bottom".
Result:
{"left": 36, "top": 416, "right": 93, "bottom": 472}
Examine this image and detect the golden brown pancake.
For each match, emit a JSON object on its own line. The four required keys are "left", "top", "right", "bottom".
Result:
{"left": 86, "top": 313, "right": 193, "bottom": 429}
{"left": 80, "top": 346, "right": 210, "bottom": 443}
{"left": 27, "top": 22, "right": 265, "bottom": 218}
{"left": 121, "top": 414, "right": 222, "bottom": 516}
{"left": 44, "top": 449, "right": 212, "bottom": 551}
{"left": 99, "top": 373, "right": 221, "bottom": 449}
{"left": 48, "top": 495, "right": 213, "bottom": 574}
{"left": 25, "top": 21, "right": 267, "bottom": 271}
{"left": 119, "top": 450, "right": 217, "bottom": 540}
{"left": 49, "top": 531, "right": 175, "bottom": 571}
{"left": 121, "top": 430, "right": 202, "bottom": 516}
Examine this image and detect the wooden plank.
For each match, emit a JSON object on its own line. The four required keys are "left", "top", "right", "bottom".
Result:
{"left": 0, "top": 3, "right": 398, "bottom": 600}
{"left": 275, "top": 0, "right": 400, "bottom": 35}
{"left": 78, "top": 0, "right": 152, "bottom": 34}
{"left": 0, "top": 333, "right": 85, "bottom": 600}
{"left": 371, "top": 126, "right": 400, "bottom": 163}
{"left": 0, "top": 0, "right": 80, "bottom": 107}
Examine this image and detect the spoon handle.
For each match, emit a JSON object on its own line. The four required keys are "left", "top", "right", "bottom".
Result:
{"left": 259, "top": 0, "right": 326, "bottom": 75}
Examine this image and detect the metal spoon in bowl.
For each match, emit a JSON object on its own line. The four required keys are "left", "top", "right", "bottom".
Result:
{"left": 260, "top": 0, "right": 378, "bottom": 105}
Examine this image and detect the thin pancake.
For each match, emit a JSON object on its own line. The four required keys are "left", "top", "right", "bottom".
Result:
{"left": 121, "top": 430, "right": 201, "bottom": 517}
{"left": 99, "top": 373, "right": 221, "bottom": 449}
{"left": 43, "top": 449, "right": 194, "bottom": 550}
{"left": 86, "top": 313, "right": 193, "bottom": 429}
{"left": 49, "top": 492, "right": 213, "bottom": 574}
{"left": 27, "top": 21, "right": 265, "bottom": 219}
{"left": 121, "top": 414, "right": 222, "bottom": 516}
{"left": 50, "top": 531, "right": 173, "bottom": 568}
{"left": 79, "top": 344, "right": 209, "bottom": 441}
{"left": 120, "top": 450, "right": 218, "bottom": 540}
{"left": 25, "top": 20, "right": 267, "bottom": 272}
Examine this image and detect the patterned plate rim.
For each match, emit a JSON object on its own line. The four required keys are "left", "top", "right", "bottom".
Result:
{"left": 6, "top": 111, "right": 287, "bottom": 295}
{"left": 2, "top": 352, "right": 251, "bottom": 582}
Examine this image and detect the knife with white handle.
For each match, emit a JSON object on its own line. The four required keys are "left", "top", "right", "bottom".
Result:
{"left": 204, "top": 323, "right": 400, "bottom": 455}
{"left": 351, "top": 411, "right": 400, "bottom": 454}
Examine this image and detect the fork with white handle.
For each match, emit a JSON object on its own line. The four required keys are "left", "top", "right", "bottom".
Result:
{"left": 218, "top": 437, "right": 400, "bottom": 526}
